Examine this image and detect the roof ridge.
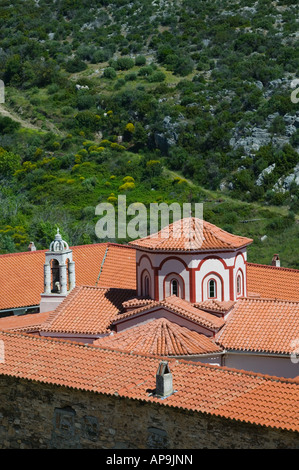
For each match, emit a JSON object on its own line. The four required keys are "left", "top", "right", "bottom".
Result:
{"left": 0, "top": 242, "right": 110, "bottom": 259}
{"left": 114, "top": 297, "right": 224, "bottom": 330}
{"left": 107, "top": 242, "right": 136, "bottom": 250}
{"left": 243, "top": 296, "right": 299, "bottom": 304}
{"left": 247, "top": 262, "right": 299, "bottom": 273}
{"left": 95, "top": 244, "right": 109, "bottom": 286}
{"left": 0, "top": 250, "right": 47, "bottom": 258}
{"left": 203, "top": 221, "right": 236, "bottom": 248}
{"left": 162, "top": 296, "right": 224, "bottom": 329}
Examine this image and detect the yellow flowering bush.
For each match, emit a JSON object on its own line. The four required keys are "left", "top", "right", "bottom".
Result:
{"left": 118, "top": 182, "right": 135, "bottom": 191}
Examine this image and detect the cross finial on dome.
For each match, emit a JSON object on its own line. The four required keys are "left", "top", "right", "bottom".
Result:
{"left": 49, "top": 227, "right": 69, "bottom": 252}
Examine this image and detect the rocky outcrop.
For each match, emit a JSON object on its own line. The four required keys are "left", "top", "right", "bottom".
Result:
{"left": 230, "top": 112, "right": 299, "bottom": 154}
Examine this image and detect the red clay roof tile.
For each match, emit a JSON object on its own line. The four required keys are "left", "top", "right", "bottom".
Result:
{"left": 94, "top": 318, "right": 223, "bottom": 356}
{"left": 114, "top": 295, "right": 225, "bottom": 332}
{"left": 192, "top": 300, "right": 236, "bottom": 314}
{"left": 215, "top": 298, "right": 299, "bottom": 354}
{"left": 0, "top": 331, "right": 298, "bottom": 432}
{"left": 129, "top": 217, "right": 253, "bottom": 252}
{"left": 247, "top": 263, "right": 299, "bottom": 302}
{"left": 0, "top": 243, "right": 136, "bottom": 311}
{"left": 0, "top": 311, "right": 51, "bottom": 332}
{"left": 41, "top": 285, "right": 135, "bottom": 335}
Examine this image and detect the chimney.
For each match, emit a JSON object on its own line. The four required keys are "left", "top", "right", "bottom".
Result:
{"left": 156, "top": 361, "right": 173, "bottom": 398}
{"left": 272, "top": 254, "right": 280, "bottom": 267}
{"left": 28, "top": 242, "right": 36, "bottom": 252}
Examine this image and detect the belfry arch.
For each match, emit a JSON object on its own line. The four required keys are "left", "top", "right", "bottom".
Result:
{"left": 40, "top": 229, "right": 76, "bottom": 312}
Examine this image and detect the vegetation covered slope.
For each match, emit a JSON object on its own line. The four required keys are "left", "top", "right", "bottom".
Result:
{"left": 0, "top": 0, "right": 298, "bottom": 267}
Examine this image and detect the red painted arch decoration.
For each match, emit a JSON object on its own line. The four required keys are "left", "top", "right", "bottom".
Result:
{"left": 140, "top": 269, "right": 151, "bottom": 298}
{"left": 137, "top": 254, "right": 190, "bottom": 301}
{"left": 235, "top": 267, "right": 245, "bottom": 298}
{"left": 201, "top": 271, "right": 224, "bottom": 302}
{"left": 136, "top": 251, "right": 246, "bottom": 302}
{"left": 163, "top": 272, "right": 186, "bottom": 300}
{"left": 195, "top": 255, "right": 229, "bottom": 271}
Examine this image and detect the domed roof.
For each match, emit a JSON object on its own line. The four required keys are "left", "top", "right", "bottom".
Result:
{"left": 49, "top": 228, "right": 69, "bottom": 252}
{"left": 129, "top": 217, "right": 253, "bottom": 252}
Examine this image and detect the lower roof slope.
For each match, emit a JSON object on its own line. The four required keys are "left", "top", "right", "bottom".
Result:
{"left": 0, "top": 311, "right": 51, "bottom": 332}
{"left": 215, "top": 297, "right": 299, "bottom": 355}
{"left": 94, "top": 317, "right": 223, "bottom": 357}
{"left": 247, "top": 263, "right": 299, "bottom": 302}
{"left": 40, "top": 285, "right": 135, "bottom": 336}
{"left": 0, "top": 330, "right": 298, "bottom": 433}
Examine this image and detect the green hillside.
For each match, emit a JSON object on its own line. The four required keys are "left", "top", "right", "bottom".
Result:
{"left": 0, "top": 0, "right": 298, "bottom": 267}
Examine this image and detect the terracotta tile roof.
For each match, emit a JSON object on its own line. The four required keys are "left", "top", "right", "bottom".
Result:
{"left": 247, "top": 263, "right": 299, "bottom": 302}
{"left": 193, "top": 300, "right": 236, "bottom": 315}
{"left": 215, "top": 298, "right": 299, "bottom": 354}
{"left": 0, "top": 330, "right": 299, "bottom": 432}
{"left": 0, "top": 243, "right": 136, "bottom": 311}
{"left": 96, "top": 244, "right": 136, "bottom": 290}
{"left": 41, "top": 286, "right": 136, "bottom": 335}
{"left": 0, "top": 311, "right": 51, "bottom": 332}
{"left": 122, "top": 298, "right": 153, "bottom": 310}
{"left": 94, "top": 318, "right": 223, "bottom": 356}
{"left": 129, "top": 217, "right": 253, "bottom": 252}
{"left": 114, "top": 295, "right": 225, "bottom": 332}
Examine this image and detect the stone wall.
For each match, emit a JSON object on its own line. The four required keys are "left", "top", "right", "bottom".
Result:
{"left": 0, "top": 375, "right": 298, "bottom": 449}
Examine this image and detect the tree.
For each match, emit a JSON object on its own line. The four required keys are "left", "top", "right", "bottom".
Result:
{"left": 3, "top": 54, "right": 22, "bottom": 85}
{"left": 74, "top": 111, "right": 100, "bottom": 132}
{"left": 0, "top": 117, "right": 21, "bottom": 134}
{"left": 269, "top": 115, "right": 286, "bottom": 135}
{"left": 0, "top": 148, "right": 21, "bottom": 177}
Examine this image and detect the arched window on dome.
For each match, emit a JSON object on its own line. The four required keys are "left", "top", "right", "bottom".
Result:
{"left": 144, "top": 275, "right": 150, "bottom": 297}
{"left": 208, "top": 279, "right": 216, "bottom": 299}
{"left": 141, "top": 270, "right": 151, "bottom": 297}
{"left": 237, "top": 275, "right": 241, "bottom": 295}
{"left": 236, "top": 270, "right": 244, "bottom": 297}
{"left": 164, "top": 273, "right": 185, "bottom": 299}
{"left": 171, "top": 279, "right": 178, "bottom": 297}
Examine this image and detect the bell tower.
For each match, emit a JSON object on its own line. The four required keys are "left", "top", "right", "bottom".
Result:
{"left": 40, "top": 229, "right": 76, "bottom": 313}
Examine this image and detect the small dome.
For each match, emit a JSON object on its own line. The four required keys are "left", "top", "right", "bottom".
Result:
{"left": 49, "top": 228, "right": 69, "bottom": 252}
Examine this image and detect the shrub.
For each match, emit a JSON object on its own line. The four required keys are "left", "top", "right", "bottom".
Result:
{"left": 138, "top": 66, "right": 153, "bottom": 77}
{"left": 125, "top": 123, "right": 135, "bottom": 133}
{"left": 118, "top": 182, "right": 135, "bottom": 191}
{"left": 75, "top": 111, "right": 100, "bottom": 132}
{"left": 125, "top": 72, "right": 137, "bottom": 81}
{"left": 0, "top": 148, "right": 21, "bottom": 176}
{"left": 110, "top": 142, "right": 126, "bottom": 151}
{"left": 147, "top": 71, "right": 166, "bottom": 82}
{"left": 123, "top": 176, "right": 135, "bottom": 183}
{"left": 103, "top": 67, "right": 117, "bottom": 79}
{"left": 115, "top": 57, "right": 135, "bottom": 70}
{"left": 0, "top": 116, "right": 21, "bottom": 134}
{"left": 65, "top": 58, "right": 87, "bottom": 73}
{"left": 135, "top": 55, "right": 146, "bottom": 66}
{"left": 77, "top": 93, "right": 95, "bottom": 110}
{"left": 107, "top": 196, "right": 118, "bottom": 203}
